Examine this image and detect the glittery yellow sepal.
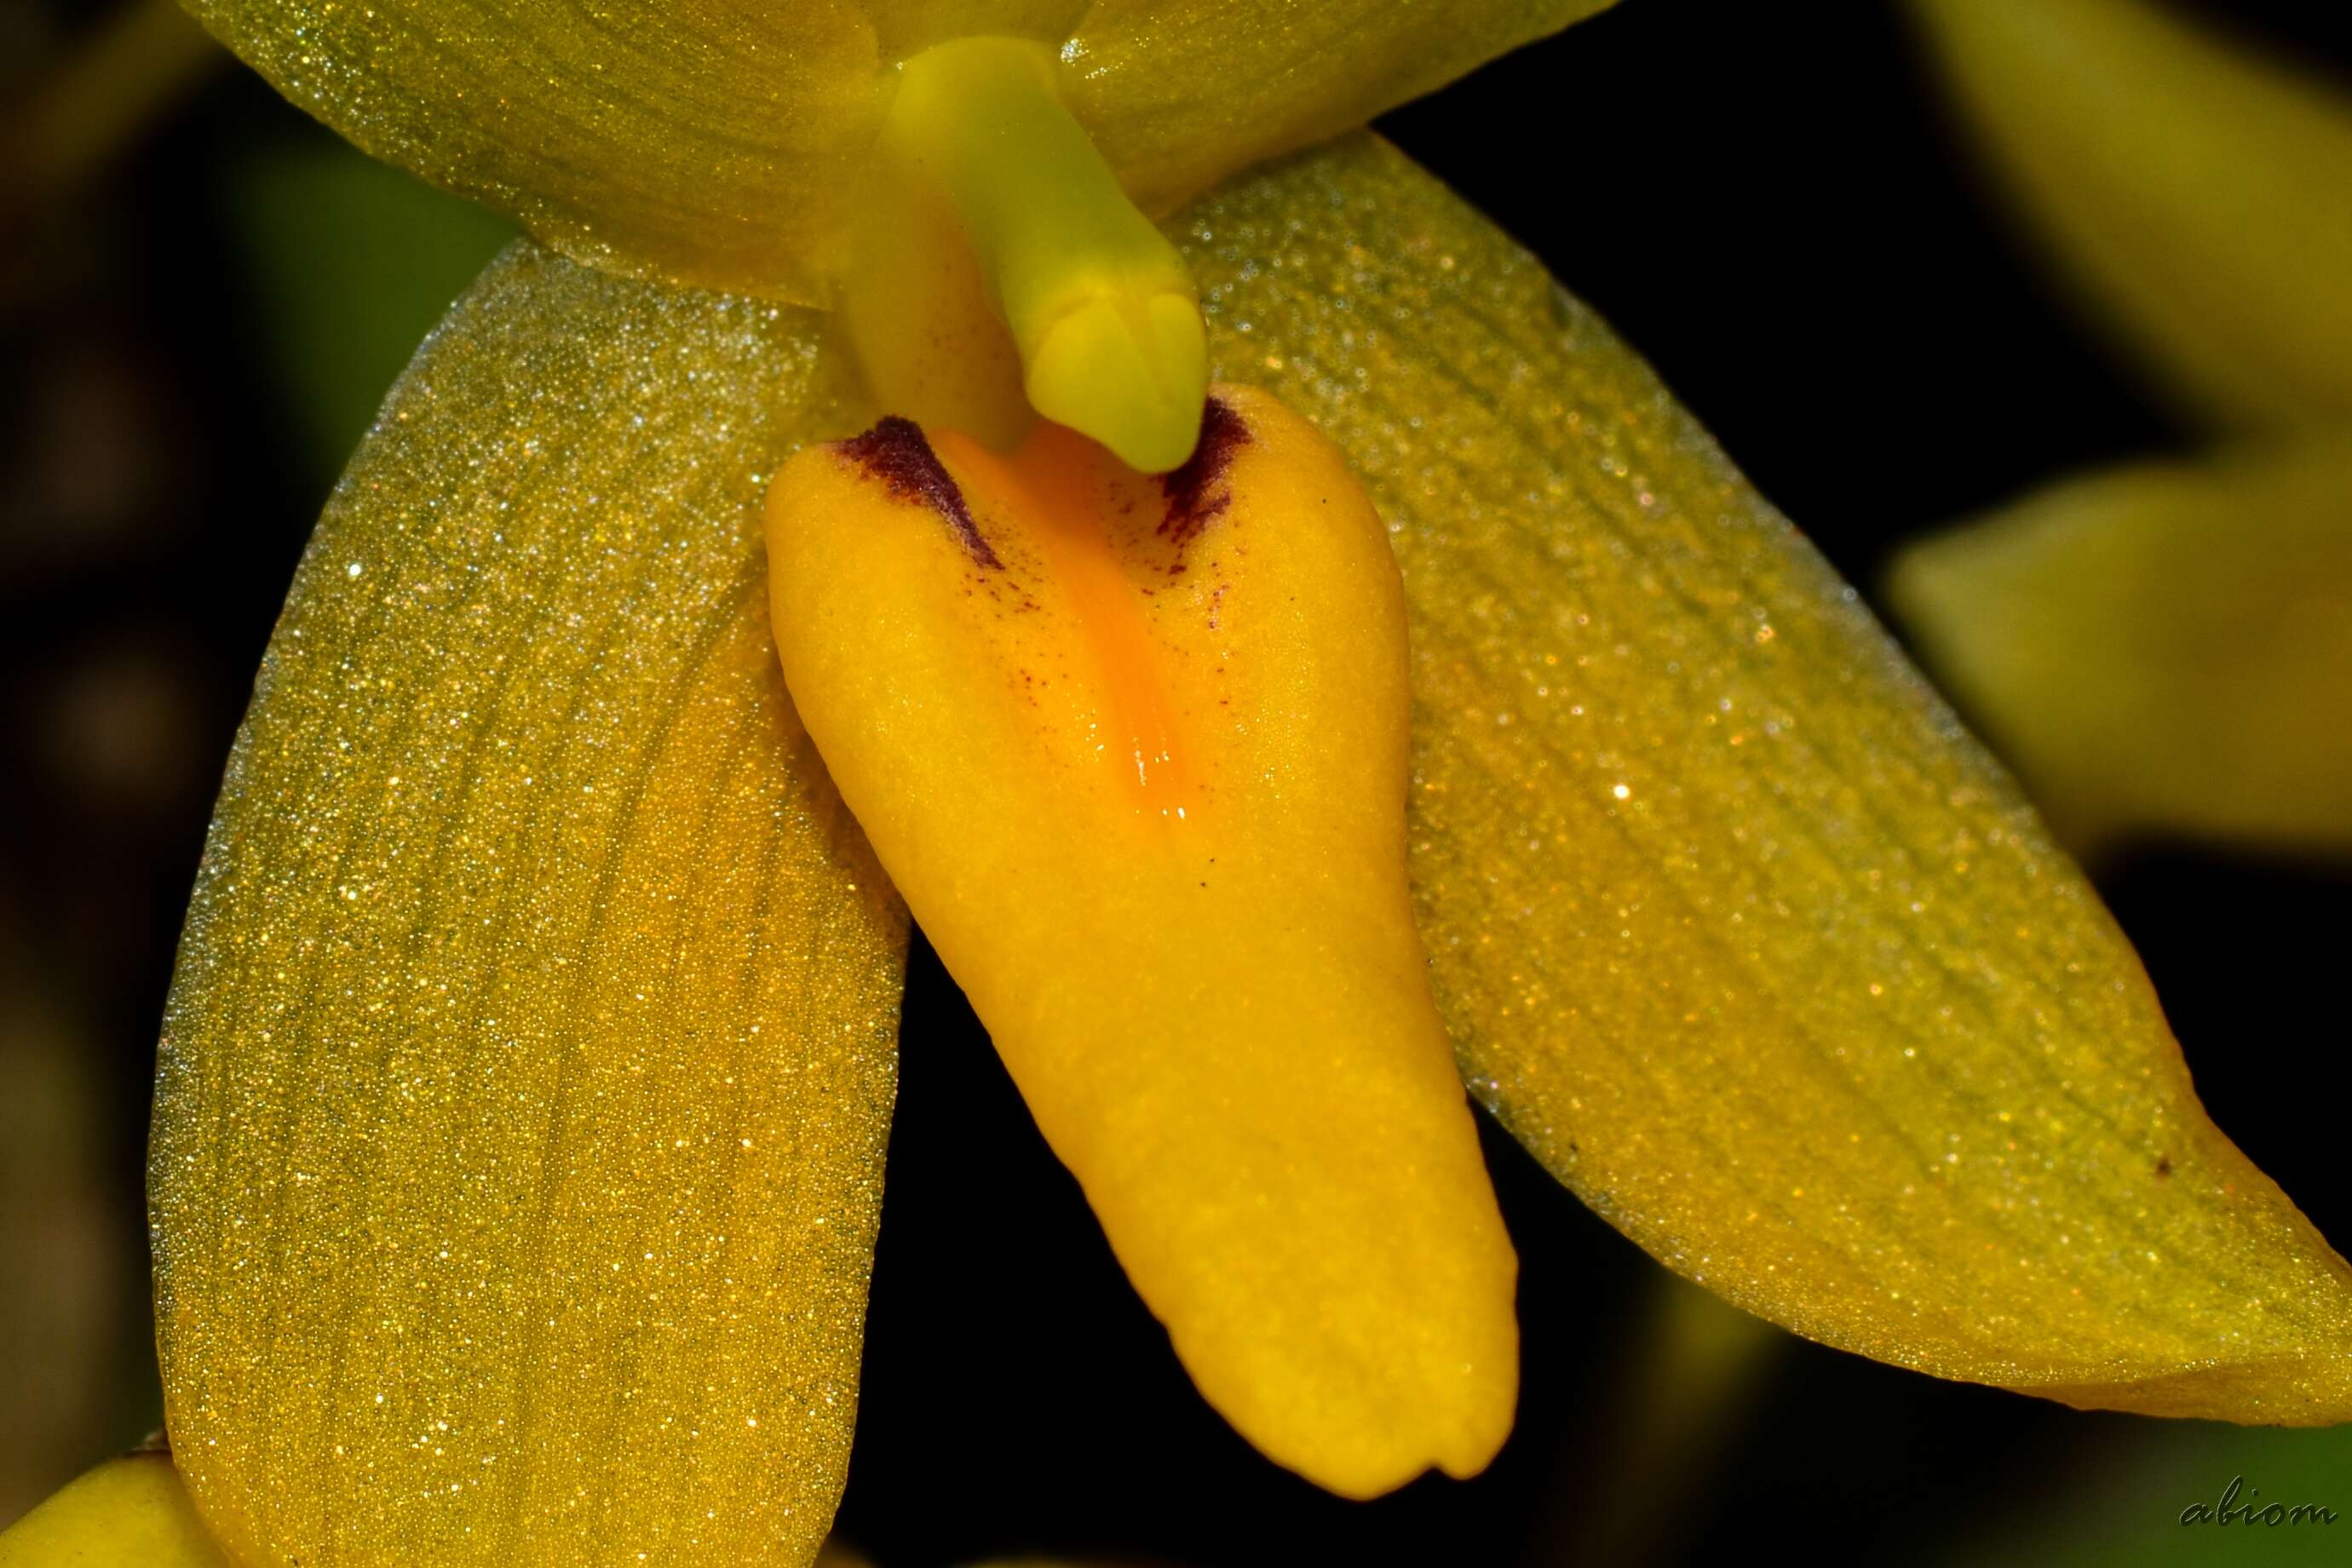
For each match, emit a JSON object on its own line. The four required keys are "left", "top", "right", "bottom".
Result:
{"left": 1182, "top": 134, "right": 2352, "bottom": 1425}
{"left": 181, "top": 0, "right": 1619, "bottom": 300}
{"left": 0, "top": 1456, "right": 230, "bottom": 1566}
{"left": 765, "top": 387, "right": 1520, "bottom": 1499}
{"left": 148, "top": 245, "right": 907, "bottom": 1568}
{"left": 841, "top": 37, "right": 1208, "bottom": 474}
{"left": 1889, "top": 439, "right": 2352, "bottom": 855}
{"left": 1911, "top": 0, "right": 2352, "bottom": 431}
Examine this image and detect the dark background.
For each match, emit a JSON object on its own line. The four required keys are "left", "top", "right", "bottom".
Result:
{"left": 3, "top": 1, "right": 2349, "bottom": 1564}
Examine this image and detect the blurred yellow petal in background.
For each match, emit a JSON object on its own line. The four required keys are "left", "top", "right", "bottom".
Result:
{"left": 1906, "top": 0, "right": 2352, "bottom": 864}
{"left": 0, "top": 1448, "right": 897, "bottom": 1568}
{"left": 0, "top": 1454, "right": 227, "bottom": 1568}
{"left": 1910, "top": 0, "right": 2352, "bottom": 433}
{"left": 1889, "top": 439, "right": 2352, "bottom": 855}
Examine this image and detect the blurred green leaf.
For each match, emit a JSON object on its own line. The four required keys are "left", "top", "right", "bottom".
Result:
{"left": 227, "top": 135, "right": 515, "bottom": 477}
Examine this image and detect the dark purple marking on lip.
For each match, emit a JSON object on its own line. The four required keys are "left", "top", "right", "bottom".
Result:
{"left": 837, "top": 416, "right": 1001, "bottom": 569}
{"left": 1159, "top": 395, "right": 1250, "bottom": 548}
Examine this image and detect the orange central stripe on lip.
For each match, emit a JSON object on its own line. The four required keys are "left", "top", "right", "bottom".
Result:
{"left": 934, "top": 424, "right": 1195, "bottom": 815}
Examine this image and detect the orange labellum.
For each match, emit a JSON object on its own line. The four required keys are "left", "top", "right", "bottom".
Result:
{"left": 765, "top": 385, "right": 1519, "bottom": 1498}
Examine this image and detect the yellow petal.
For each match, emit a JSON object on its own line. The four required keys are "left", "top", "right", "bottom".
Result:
{"left": 185, "top": 0, "right": 1616, "bottom": 300}
{"left": 1061, "top": 0, "right": 1618, "bottom": 216}
{"left": 183, "top": 0, "right": 883, "bottom": 303}
{"left": 1909, "top": 0, "right": 2352, "bottom": 431}
{"left": 1889, "top": 439, "right": 2352, "bottom": 853}
{"left": 0, "top": 1456, "right": 229, "bottom": 1567}
{"left": 1176, "top": 134, "right": 2352, "bottom": 1421}
{"left": 765, "top": 393, "right": 1518, "bottom": 1499}
{"left": 150, "top": 245, "right": 906, "bottom": 1566}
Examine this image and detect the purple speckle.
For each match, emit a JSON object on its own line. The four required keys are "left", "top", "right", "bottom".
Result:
{"left": 837, "top": 416, "right": 1000, "bottom": 569}
{"left": 1159, "top": 396, "right": 1250, "bottom": 548}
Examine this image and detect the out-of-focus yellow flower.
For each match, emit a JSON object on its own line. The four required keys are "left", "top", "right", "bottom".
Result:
{"left": 0, "top": 1449, "right": 896, "bottom": 1568}
{"left": 15, "top": 2, "right": 2352, "bottom": 1565}
{"left": 1891, "top": 439, "right": 2352, "bottom": 853}
{"left": 1911, "top": 0, "right": 2352, "bottom": 434}
{"left": 0, "top": 1453, "right": 226, "bottom": 1567}
{"left": 1899, "top": 0, "right": 2352, "bottom": 852}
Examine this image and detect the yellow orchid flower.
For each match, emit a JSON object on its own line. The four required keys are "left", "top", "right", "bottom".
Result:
{"left": 14, "top": 1, "right": 2352, "bottom": 1565}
